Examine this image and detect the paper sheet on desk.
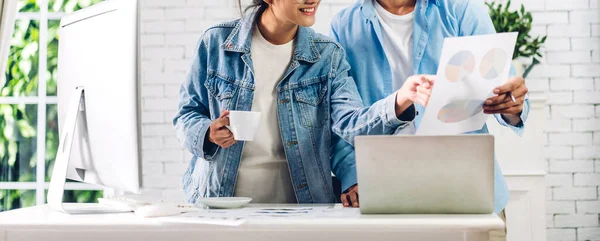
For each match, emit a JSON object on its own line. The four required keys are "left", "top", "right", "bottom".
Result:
{"left": 159, "top": 212, "right": 246, "bottom": 226}
{"left": 237, "top": 206, "right": 360, "bottom": 219}
{"left": 416, "top": 32, "right": 518, "bottom": 136}
{"left": 159, "top": 206, "right": 360, "bottom": 226}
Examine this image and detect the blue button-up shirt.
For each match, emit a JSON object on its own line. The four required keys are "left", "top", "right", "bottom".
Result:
{"left": 330, "top": 0, "right": 530, "bottom": 213}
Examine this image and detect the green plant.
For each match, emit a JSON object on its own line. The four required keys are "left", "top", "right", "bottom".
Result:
{"left": 487, "top": 0, "right": 547, "bottom": 77}
{"left": 1, "top": 0, "right": 104, "bottom": 212}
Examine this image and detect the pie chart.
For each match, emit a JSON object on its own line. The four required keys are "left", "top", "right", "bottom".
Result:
{"left": 480, "top": 48, "right": 508, "bottom": 80}
{"left": 437, "top": 100, "right": 484, "bottom": 123}
{"left": 445, "top": 51, "right": 475, "bottom": 83}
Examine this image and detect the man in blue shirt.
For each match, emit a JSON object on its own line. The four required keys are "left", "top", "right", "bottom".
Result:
{"left": 330, "top": 0, "right": 531, "bottom": 239}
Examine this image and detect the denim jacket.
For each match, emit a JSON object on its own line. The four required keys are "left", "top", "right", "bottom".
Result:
{"left": 174, "top": 9, "right": 415, "bottom": 204}
{"left": 330, "top": 0, "right": 530, "bottom": 213}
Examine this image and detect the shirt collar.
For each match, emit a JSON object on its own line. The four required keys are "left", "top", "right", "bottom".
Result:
{"left": 360, "top": 0, "right": 437, "bottom": 22}
{"left": 221, "top": 8, "right": 320, "bottom": 63}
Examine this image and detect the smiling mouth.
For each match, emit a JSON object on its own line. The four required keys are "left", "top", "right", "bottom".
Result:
{"left": 299, "top": 7, "right": 315, "bottom": 13}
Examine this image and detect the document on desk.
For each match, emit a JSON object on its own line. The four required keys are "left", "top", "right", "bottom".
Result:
{"left": 159, "top": 212, "right": 246, "bottom": 226}
{"left": 159, "top": 206, "right": 360, "bottom": 226}
{"left": 416, "top": 32, "right": 518, "bottom": 135}
{"left": 238, "top": 206, "right": 360, "bottom": 219}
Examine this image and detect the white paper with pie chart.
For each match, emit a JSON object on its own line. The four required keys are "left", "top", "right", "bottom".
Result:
{"left": 415, "top": 32, "right": 518, "bottom": 136}
{"left": 480, "top": 48, "right": 508, "bottom": 80}
{"left": 445, "top": 51, "right": 475, "bottom": 83}
{"left": 437, "top": 99, "right": 484, "bottom": 123}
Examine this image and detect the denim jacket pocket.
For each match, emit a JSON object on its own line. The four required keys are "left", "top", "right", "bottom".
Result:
{"left": 204, "top": 72, "right": 237, "bottom": 111}
{"left": 293, "top": 77, "right": 329, "bottom": 128}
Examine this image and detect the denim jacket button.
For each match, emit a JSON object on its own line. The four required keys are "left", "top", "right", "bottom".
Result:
{"left": 286, "top": 141, "right": 298, "bottom": 146}
{"left": 296, "top": 183, "right": 307, "bottom": 190}
{"left": 280, "top": 99, "right": 290, "bottom": 104}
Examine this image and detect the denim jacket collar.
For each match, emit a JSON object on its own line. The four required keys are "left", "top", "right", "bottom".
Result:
{"left": 221, "top": 9, "right": 320, "bottom": 63}
{"left": 359, "top": 0, "right": 439, "bottom": 22}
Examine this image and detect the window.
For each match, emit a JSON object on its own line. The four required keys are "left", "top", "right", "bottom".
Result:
{"left": 1, "top": 0, "right": 104, "bottom": 212}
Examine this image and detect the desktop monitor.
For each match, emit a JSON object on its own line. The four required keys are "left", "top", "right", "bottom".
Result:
{"left": 1, "top": 0, "right": 18, "bottom": 84}
{"left": 47, "top": 0, "right": 141, "bottom": 213}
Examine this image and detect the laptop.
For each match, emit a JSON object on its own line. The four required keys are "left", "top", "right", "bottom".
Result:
{"left": 355, "top": 135, "right": 495, "bottom": 214}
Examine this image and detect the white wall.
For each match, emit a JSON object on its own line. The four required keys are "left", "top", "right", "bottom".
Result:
{"left": 138, "top": 0, "right": 600, "bottom": 240}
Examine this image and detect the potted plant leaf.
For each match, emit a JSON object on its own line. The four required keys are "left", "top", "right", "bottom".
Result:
{"left": 487, "top": 0, "right": 547, "bottom": 78}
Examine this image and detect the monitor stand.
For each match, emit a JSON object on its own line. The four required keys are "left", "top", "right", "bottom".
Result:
{"left": 47, "top": 86, "right": 130, "bottom": 214}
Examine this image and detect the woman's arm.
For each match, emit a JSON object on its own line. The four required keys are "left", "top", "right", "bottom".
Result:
{"left": 173, "top": 37, "right": 219, "bottom": 159}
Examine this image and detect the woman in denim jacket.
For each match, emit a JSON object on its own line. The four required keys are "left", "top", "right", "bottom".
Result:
{"left": 173, "top": 0, "right": 434, "bottom": 204}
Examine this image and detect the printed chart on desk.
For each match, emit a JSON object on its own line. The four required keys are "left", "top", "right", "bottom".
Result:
{"left": 159, "top": 206, "right": 361, "bottom": 226}
{"left": 416, "top": 32, "right": 518, "bottom": 135}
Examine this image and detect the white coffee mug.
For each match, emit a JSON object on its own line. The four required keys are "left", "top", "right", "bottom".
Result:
{"left": 225, "top": 111, "right": 261, "bottom": 141}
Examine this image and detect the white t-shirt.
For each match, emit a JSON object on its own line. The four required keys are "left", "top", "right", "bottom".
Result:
{"left": 374, "top": 0, "right": 414, "bottom": 91}
{"left": 233, "top": 25, "right": 296, "bottom": 203}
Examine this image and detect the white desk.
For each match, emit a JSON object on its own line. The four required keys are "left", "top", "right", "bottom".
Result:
{"left": 0, "top": 204, "right": 504, "bottom": 241}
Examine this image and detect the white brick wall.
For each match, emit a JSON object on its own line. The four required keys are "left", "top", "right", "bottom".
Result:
{"left": 547, "top": 200, "right": 577, "bottom": 213}
{"left": 139, "top": 0, "right": 600, "bottom": 239}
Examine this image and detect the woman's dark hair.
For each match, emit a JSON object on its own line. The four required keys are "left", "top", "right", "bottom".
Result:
{"left": 237, "top": 0, "right": 269, "bottom": 16}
